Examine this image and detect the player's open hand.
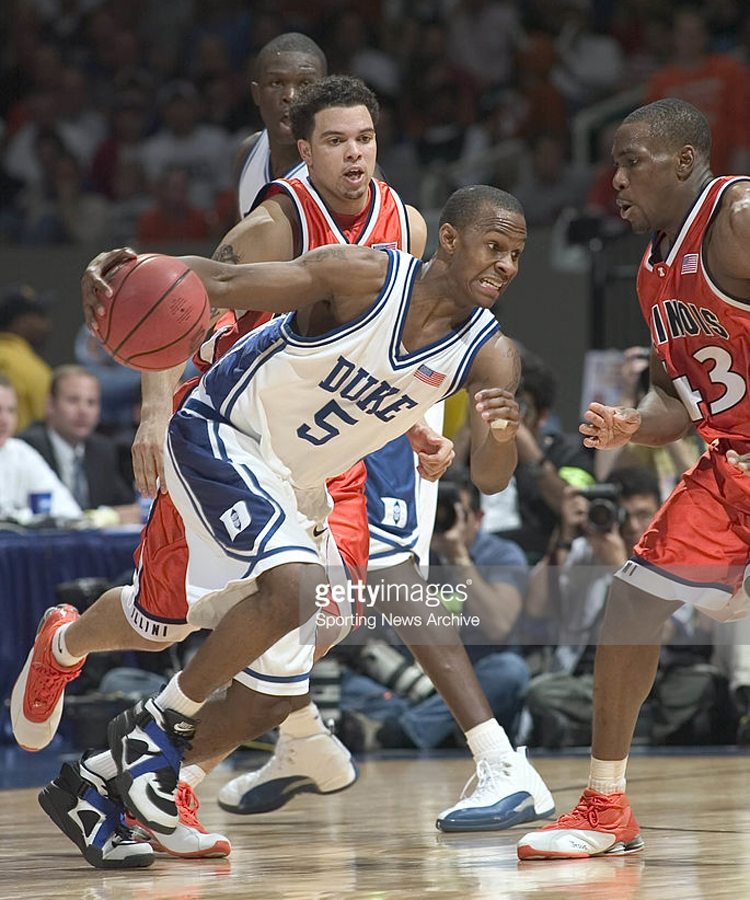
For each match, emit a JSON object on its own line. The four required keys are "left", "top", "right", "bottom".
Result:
{"left": 81, "top": 247, "right": 137, "bottom": 332}
{"left": 580, "top": 402, "right": 641, "bottom": 449}
{"left": 475, "top": 389, "right": 520, "bottom": 442}
{"left": 726, "top": 449, "right": 750, "bottom": 476}
{"left": 132, "top": 405, "right": 171, "bottom": 497}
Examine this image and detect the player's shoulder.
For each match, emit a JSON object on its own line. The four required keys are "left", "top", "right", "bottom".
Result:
{"left": 234, "top": 130, "right": 265, "bottom": 176}
{"left": 716, "top": 179, "right": 750, "bottom": 237}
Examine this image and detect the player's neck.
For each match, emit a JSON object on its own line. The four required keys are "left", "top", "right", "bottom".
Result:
{"left": 663, "top": 171, "right": 713, "bottom": 241}
{"left": 269, "top": 144, "right": 302, "bottom": 179}
{"left": 311, "top": 179, "right": 371, "bottom": 218}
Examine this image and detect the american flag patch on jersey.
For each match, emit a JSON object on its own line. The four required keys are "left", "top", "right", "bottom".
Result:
{"left": 415, "top": 365, "right": 445, "bottom": 386}
{"left": 681, "top": 253, "right": 699, "bottom": 274}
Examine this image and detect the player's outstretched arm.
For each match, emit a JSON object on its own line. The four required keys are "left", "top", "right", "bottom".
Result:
{"left": 581, "top": 349, "right": 691, "bottom": 449}
{"left": 181, "top": 244, "right": 388, "bottom": 316}
{"left": 463, "top": 334, "right": 521, "bottom": 495}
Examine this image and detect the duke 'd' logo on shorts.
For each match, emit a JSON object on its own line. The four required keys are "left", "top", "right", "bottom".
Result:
{"left": 381, "top": 497, "right": 407, "bottom": 528}
{"left": 220, "top": 500, "right": 252, "bottom": 541}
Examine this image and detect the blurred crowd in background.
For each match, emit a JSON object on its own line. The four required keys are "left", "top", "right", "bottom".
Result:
{"left": 0, "top": 0, "right": 749, "bottom": 245}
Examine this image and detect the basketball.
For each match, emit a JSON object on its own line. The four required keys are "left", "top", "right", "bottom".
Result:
{"left": 98, "top": 254, "right": 211, "bottom": 371}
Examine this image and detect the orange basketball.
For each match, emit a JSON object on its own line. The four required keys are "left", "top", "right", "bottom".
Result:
{"left": 98, "top": 254, "right": 211, "bottom": 371}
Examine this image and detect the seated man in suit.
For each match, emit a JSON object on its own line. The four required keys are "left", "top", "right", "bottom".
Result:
{"left": 20, "top": 365, "right": 136, "bottom": 516}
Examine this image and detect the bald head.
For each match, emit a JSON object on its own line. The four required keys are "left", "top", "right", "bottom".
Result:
{"left": 622, "top": 98, "right": 711, "bottom": 163}
{"left": 255, "top": 33, "right": 327, "bottom": 79}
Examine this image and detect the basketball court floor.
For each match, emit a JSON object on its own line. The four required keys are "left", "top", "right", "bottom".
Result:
{"left": 1, "top": 749, "right": 749, "bottom": 899}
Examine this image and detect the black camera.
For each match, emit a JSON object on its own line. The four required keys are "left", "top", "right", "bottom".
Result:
{"left": 434, "top": 481, "right": 462, "bottom": 534}
{"left": 578, "top": 483, "right": 622, "bottom": 533}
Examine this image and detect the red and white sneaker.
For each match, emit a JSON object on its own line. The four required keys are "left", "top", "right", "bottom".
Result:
{"left": 10, "top": 605, "right": 86, "bottom": 751}
{"left": 128, "top": 782, "right": 231, "bottom": 858}
{"left": 517, "top": 789, "right": 644, "bottom": 860}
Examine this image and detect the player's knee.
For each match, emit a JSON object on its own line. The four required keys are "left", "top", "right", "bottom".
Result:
{"left": 228, "top": 682, "right": 294, "bottom": 737}
{"left": 600, "top": 578, "right": 681, "bottom": 644}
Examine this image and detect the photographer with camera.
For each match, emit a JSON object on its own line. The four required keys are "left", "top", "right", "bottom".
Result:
{"left": 523, "top": 467, "right": 661, "bottom": 748}
{"left": 344, "top": 473, "right": 532, "bottom": 758}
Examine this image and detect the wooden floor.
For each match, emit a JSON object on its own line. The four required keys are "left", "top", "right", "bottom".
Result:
{"left": 2, "top": 752, "right": 749, "bottom": 899}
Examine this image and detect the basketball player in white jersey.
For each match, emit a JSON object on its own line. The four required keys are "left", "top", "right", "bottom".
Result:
{"left": 217, "top": 77, "right": 554, "bottom": 832}
{"left": 92, "top": 184, "right": 535, "bottom": 838}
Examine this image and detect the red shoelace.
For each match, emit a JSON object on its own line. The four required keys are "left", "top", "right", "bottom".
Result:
{"left": 546, "top": 792, "right": 617, "bottom": 831}
{"left": 176, "top": 783, "right": 204, "bottom": 830}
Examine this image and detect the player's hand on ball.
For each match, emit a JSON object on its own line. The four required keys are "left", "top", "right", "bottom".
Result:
{"left": 580, "top": 402, "right": 641, "bottom": 449}
{"left": 475, "top": 389, "right": 520, "bottom": 441}
{"left": 81, "top": 247, "right": 137, "bottom": 332}
{"left": 726, "top": 449, "right": 750, "bottom": 476}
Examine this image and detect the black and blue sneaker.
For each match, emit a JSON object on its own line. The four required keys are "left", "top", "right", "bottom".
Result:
{"left": 108, "top": 697, "right": 197, "bottom": 835}
{"left": 38, "top": 757, "right": 154, "bottom": 869}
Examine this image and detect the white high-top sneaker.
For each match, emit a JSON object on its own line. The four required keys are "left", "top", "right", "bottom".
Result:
{"left": 436, "top": 746, "right": 555, "bottom": 832}
{"left": 218, "top": 730, "right": 358, "bottom": 814}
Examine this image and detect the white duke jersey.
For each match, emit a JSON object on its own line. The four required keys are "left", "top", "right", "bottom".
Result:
{"left": 186, "top": 250, "right": 500, "bottom": 490}
{"left": 237, "top": 130, "right": 307, "bottom": 219}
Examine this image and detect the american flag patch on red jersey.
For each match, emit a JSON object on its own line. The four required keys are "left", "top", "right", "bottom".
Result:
{"left": 681, "top": 253, "right": 699, "bottom": 274}
{"left": 415, "top": 365, "right": 445, "bottom": 386}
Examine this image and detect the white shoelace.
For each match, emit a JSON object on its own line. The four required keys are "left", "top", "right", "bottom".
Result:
{"left": 459, "top": 757, "right": 514, "bottom": 803}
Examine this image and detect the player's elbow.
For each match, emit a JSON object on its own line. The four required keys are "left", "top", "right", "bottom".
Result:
{"left": 472, "top": 468, "right": 511, "bottom": 495}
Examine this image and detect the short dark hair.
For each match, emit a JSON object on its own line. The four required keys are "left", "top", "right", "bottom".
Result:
{"left": 438, "top": 185, "right": 524, "bottom": 232}
{"left": 622, "top": 98, "right": 711, "bottom": 161}
{"left": 0, "top": 285, "right": 49, "bottom": 332}
{"left": 609, "top": 466, "right": 662, "bottom": 505}
{"left": 290, "top": 75, "right": 379, "bottom": 142}
{"left": 255, "top": 33, "right": 327, "bottom": 79}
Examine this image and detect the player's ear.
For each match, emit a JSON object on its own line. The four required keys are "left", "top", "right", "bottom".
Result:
{"left": 250, "top": 81, "right": 260, "bottom": 106}
{"left": 438, "top": 222, "right": 458, "bottom": 255}
{"left": 298, "top": 138, "right": 313, "bottom": 166}
{"left": 676, "top": 145, "right": 695, "bottom": 181}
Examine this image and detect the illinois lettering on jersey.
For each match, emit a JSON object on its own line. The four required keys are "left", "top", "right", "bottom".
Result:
{"left": 638, "top": 175, "right": 750, "bottom": 443}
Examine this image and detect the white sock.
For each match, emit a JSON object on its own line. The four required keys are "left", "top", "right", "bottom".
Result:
{"left": 155, "top": 673, "right": 203, "bottom": 718}
{"left": 279, "top": 702, "right": 328, "bottom": 739}
{"left": 84, "top": 750, "right": 118, "bottom": 782}
{"left": 588, "top": 756, "right": 628, "bottom": 794}
{"left": 179, "top": 764, "right": 206, "bottom": 788}
{"left": 51, "top": 623, "right": 85, "bottom": 668}
{"left": 466, "top": 719, "right": 514, "bottom": 761}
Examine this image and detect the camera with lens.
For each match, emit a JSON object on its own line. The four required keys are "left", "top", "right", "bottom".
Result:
{"left": 357, "top": 640, "right": 435, "bottom": 704}
{"left": 578, "top": 483, "right": 623, "bottom": 533}
{"left": 434, "top": 481, "right": 462, "bottom": 534}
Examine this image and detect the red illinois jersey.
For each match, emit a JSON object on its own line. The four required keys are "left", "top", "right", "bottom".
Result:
{"left": 638, "top": 175, "right": 750, "bottom": 444}
{"left": 260, "top": 174, "right": 410, "bottom": 253}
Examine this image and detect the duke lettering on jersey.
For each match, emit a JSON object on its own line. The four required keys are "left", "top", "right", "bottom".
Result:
{"left": 638, "top": 176, "right": 750, "bottom": 442}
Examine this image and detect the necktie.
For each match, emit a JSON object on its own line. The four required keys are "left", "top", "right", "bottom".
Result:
{"left": 72, "top": 451, "right": 89, "bottom": 509}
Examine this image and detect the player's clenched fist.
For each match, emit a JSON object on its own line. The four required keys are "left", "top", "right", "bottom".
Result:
{"left": 475, "top": 389, "right": 520, "bottom": 441}
{"left": 579, "top": 402, "right": 641, "bottom": 449}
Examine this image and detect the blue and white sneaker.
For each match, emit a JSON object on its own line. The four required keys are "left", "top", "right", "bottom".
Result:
{"left": 38, "top": 758, "right": 154, "bottom": 869}
{"left": 217, "top": 730, "right": 358, "bottom": 814}
{"left": 436, "top": 746, "right": 555, "bottom": 832}
{"left": 108, "top": 697, "right": 197, "bottom": 835}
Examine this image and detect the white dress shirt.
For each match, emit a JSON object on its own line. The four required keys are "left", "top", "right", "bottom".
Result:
{"left": 0, "top": 438, "right": 81, "bottom": 518}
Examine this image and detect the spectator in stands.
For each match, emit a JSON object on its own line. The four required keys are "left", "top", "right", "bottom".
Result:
{"left": 90, "top": 88, "right": 151, "bottom": 200}
{"left": 483, "top": 350, "right": 595, "bottom": 563}
{"left": 74, "top": 325, "right": 141, "bottom": 434}
{"left": 0, "top": 284, "right": 52, "bottom": 431}
{"left": 137, "top": 164, "right": 212, "bottom": 244}
{"left": 446, "top": 0, "right": 520, "bottom": 93}
{"left": 646, "top": 7, "right": 750, "bottom": 173}
{"left": 140, "top": 80, "right": 231, "bottom": 212}
{"left": 19, "top": 148, "right": 111, "bottom": 244}
{"left": 512, "top": 132, "right": 592, "bottom": 227}
{"left": 551, "top": 0, "right": 625, "bottom": 110}
{"left": 0, "top": 374, "right": 80, "bottom": 519}
{"left": 342, "top": 473, "right": 530, "bottom": 751}
{"left": 523, "top": 467, "right": 729, "bottom": 748}
{"left": 19, "top": 364, "right": 136, "bottom": 513}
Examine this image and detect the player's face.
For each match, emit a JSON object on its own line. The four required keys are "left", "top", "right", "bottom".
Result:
{"left": 0, "top": 386, "right": 17, "bottom": 447}
{"left": 299, "top": 105, "right": 377, "bottom": 208}
{"left": 611, "top": 122, "right": 683, "bottom": 234}
{"left": 450, "top": 209, "right": 527, "bottom": 309}
{"left": 47, "top": 374, "right": 100, "bottom": 444}
{"left": 251, "top": 52, "right": 324, "bottom": 145}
